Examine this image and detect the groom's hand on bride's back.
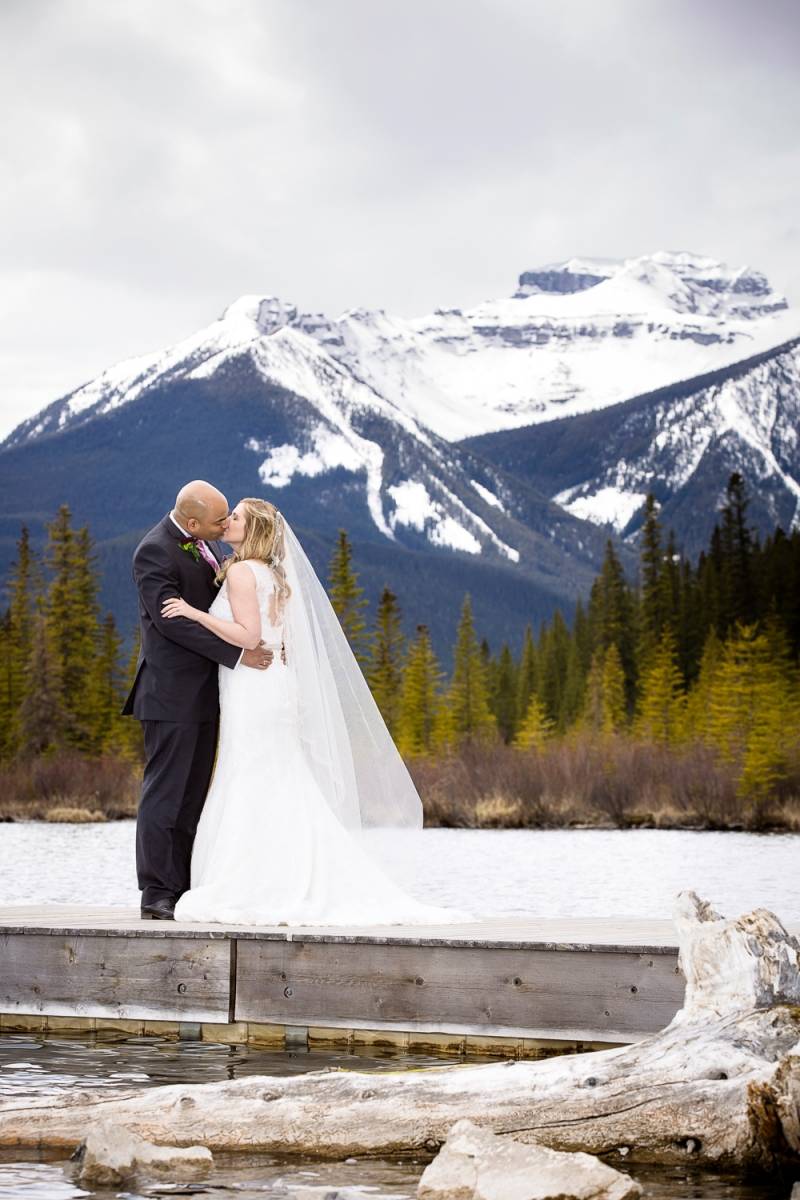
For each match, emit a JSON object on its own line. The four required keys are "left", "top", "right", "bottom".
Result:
{"left": 241, "top": 641, "right": 274, "bottom": 671}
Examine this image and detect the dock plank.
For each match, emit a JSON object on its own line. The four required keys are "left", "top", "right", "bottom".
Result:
{"left": 0, "top": 931, "right": 231, "bottom": 1023}
{"left": 235, "top": 938, "right": 684, "bottom": 1040}
{"left": 1, "top": 907, "right": 794, "bottom": 1042}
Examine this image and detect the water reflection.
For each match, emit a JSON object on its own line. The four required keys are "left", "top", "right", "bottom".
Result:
{"left": 0, "top": 1034, "right": 792, "bottom": 1200}
{"left": 0, "top": 1031, "right": 462, "bottom": 1101}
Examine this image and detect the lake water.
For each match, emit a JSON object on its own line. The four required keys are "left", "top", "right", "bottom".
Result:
{"left": 0, "top": 823, "right": 797, "bottom": 1198}
{"left": 0, "top": 821, "right": 798, "bottom": 920}
{"left": 0, "top": 1031, "right": 790, "bottom": 1200}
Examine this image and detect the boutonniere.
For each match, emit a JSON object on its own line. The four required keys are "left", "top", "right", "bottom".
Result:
{"left": 179, "top": 539, "right": 201, "bottom": 563}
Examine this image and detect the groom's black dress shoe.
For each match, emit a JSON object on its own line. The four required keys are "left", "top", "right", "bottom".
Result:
{"left": 141, "top": 897, "right": 176, "bottom": 921}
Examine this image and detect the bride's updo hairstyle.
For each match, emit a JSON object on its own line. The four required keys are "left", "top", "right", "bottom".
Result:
{"left": 217, "top": 498, "right": 291, "bottom": 608}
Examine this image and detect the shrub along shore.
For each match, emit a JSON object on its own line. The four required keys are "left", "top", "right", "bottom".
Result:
{"left": 2, "top": 475, "right": 799, "bottom": 831}
{"left": 1, "top": 737, "right": 799, "bottom": 831}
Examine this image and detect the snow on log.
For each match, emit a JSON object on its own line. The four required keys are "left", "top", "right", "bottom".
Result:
{"left": 0, "top": 892, "right": 797, "bottom": 1171}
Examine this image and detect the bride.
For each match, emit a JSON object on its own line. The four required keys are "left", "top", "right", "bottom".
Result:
{"left": 162, "top": 498, "right": 463, "bottom": 926}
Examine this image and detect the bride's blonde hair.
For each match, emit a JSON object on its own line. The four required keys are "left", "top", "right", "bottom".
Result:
{"left": 217, "top": 498, "right": 291, "bottom": 607}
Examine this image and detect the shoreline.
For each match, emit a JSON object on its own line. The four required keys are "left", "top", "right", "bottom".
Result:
{"left": 0, "top": 807, "right": 798, "bottom": 833}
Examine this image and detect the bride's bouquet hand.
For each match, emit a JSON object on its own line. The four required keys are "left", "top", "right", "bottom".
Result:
{"left": 162, "top": 596, "right": 197, "bottom": 621}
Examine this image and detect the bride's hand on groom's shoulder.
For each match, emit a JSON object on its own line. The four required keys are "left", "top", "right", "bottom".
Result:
{"left": 162, "top": 596, "right": 196, "bottom": 621}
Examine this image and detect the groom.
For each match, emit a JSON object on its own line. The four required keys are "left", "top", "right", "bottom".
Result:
{"left": 123, "top": 480, "right": 272, "bottom": 920}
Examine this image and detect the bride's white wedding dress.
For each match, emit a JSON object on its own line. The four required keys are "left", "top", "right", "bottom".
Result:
{"left": 174, "top": 559, "right": 462, "bottom": 926}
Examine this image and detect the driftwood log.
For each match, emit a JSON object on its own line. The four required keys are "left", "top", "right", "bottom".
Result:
{"left": 0, "top": 892, "right": 798, "bottom": 1172}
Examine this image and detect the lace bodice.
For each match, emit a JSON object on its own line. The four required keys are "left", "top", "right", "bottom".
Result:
{"left": 210, "top": 559, "right": 286, "bottom": 646}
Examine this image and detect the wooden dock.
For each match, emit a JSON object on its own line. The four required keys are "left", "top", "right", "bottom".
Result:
{"left": 0, "top": 905, "right": 709, "bottom": 1053}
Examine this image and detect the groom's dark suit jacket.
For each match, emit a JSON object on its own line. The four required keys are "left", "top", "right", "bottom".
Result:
{"left": 123, "top": 514, "right": 241, "bottom": 723}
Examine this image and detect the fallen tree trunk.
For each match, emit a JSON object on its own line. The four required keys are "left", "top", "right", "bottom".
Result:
{"left": 0, "top": 892, "right": 798, "bottom": 1171}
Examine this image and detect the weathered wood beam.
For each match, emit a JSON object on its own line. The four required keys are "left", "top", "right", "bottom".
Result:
{"left": 0, "top": 893, "right": 797, "bottom": 1172}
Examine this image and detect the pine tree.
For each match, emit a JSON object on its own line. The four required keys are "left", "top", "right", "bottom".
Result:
{"left": 720, "top": 473, "right": 756, "bottom": 629}
{"left": 367, "top": 586, "right": 405, "bottom": 736}
{"left": 538, "top": 610, "right": 571, "bottom": 729}
{"left": 682, "top": 628, "right": 723, "bottom": 742}
{"left": 514, "top": 693, "right": 554, "bottom": 750}
{"left": 588, "top": 540, "right": 637, "bottom": 706}
{"left": 87, "top": 613, "right": 126, "bottom": 754}
{"left": 561, "top": 636, "right": 586, "bottom": 728}
{"left": 601, "top": 643, "right": 627, "bottom": 733}
{"left": 4, "top": 526, "right": 40, "bottom": 757}
{"left": 634, "top": 630, "right": 685, "bottom": 744}
{"left": 0, "top": 613, "right": 12, "bottom": 761}
{"left": 44, "top": 507, "right": 103, "bottom": 750}
{"left": 328, "top": 529, "right": 371, "bottom": 665}
{"left": 17, "top": 605, "right": 67, "bottom": 756}
{"left": 515, "top": 624, "right": 537, "bottom": 722}
{"left": 582, "top": 645, "right": 626, "bottom": 734}
{"left": 639, "top": 494, "right": 671, "bottom": 667}
{"left": 447, "top": 595, "right": 496, "bottom": 742}
{"left": 705, "top": 623, "right": 797, "bottom": 802}
{"left": 489, "top": 643, "right": 518, "bottom": 742}
{"left": 396, "top": 625, "right": 445, "bottom": 756}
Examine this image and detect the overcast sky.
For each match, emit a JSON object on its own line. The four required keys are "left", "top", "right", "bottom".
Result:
{"left": 1, "top": 0, "right": 798, "bottom": 438}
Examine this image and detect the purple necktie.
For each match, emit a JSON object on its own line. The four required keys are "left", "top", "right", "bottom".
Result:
{"left": 196, "top": 540, "right": 218, "bottom": 572}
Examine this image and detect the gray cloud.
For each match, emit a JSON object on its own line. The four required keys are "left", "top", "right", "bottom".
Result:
{"left": 1, "top": 0, "right": 798, "bottom": 436}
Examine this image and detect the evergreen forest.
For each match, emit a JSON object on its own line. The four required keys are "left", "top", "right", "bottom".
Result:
{"left": 2, "top": 474, "right": 799, "bottom": 829}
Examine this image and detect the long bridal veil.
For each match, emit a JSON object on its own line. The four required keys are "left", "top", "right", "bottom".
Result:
{"left": 280, "top": 516, "right": 423, "bottom": 833}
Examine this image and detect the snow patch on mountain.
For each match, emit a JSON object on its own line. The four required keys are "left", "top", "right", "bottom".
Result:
{"left": 554, "top": 485, "right": 648, "bottom": 531}
{"left": 470, "top": 479, "right": 505, "bottom": 510}
{"left": 386, "top": 477, "right": 520, "bottom": 562}
{"left": 551, "top": 343, "right": 800, "bottom": 532}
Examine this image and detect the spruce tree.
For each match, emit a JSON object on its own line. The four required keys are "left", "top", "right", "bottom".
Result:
{"left": 515, "top": 624, "right": 537, "bottom": 722}
{"left": 396, "top": 625, "right": 444, "bottom": 756}
{"left": 683, "top": 628, "right": 723, "bottom": 742}
{"left": 582, "top": 645, "right": 626, "bottom": 734}
{"left": 706, "top": 623, "right": 797, "bottom": 801}
{"left": 18, "top": 605, "right": 67, "bottom": 756}
{"left": 87, "top": 613, "right": 126, "bottom": 754}
{"left": 0, "top": 613, "right": 12, "bottom": 760}
{"left": 5, "top": 526, "right": 40, "bottom": 756}
{"left": 490, "top": 643, "right": 518, "bottom": 742}
{"left": 367, "top": 586, "right": 405, "bottom": 735}
{"left": 514, "top": 693, "right": 554, "bottom": 750}
{"left": 601, "top": 644, "right": 627, "bottom": 732}
{"left": 44, "top": 507, "right": 103, "bottom": 750}
{"left": 639, "top": 494, "right": 671, "bottom": 667}
{"left": 538, "top": 610, "right": 571, "bottom": 729}
{"left": 447, "top": 594, "right": 496, "bottom": 742}
{"left": 720, "top": 473, "right": 756, "bottom": 629}
{"left": 588, "top": 540, "right": 637, "bottom": 705}
{"left": 634, "top": 630, "right": 685, "bottom": 744}
{"left": 328, "top": 529, "right": 371, "bottom": 665}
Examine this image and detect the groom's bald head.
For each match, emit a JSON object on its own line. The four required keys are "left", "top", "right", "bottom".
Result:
{"left": 173, "top": 480, "right": 230, "bottom": 541}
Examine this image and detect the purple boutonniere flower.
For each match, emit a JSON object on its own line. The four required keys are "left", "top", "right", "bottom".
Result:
{"left": 180, "top": 539, "right": 201, "bottom": 563}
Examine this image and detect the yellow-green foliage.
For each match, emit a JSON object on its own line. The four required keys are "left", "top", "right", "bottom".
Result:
{"left": 395, "top": 625, "right": 445, "bottom": 757}
{"left": 514, "top": 694, "right": 554, "bottom": 749}
{"left": 702, "top": 623, "right": 799, "bottom": 800}
{"left": 444, "top": 595, "right": 496, "bottom": 743}
{"left": 635, "top": 631, "right": 686, "bottom": 745}
{"left": 583, "top": 645, "right": 627, "bottom": 734}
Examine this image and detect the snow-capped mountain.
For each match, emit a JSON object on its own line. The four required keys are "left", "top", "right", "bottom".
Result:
{"left": 5, "top": 295, "right": 594, "bottom": 571}
{"left": 464, "top": 333, "right": 800, "bottom": 556}
{"left": 292, "top": 251, "right": 795, "bottom": 442}
{"left": 10, "top": 251, "right": 795, "bottom": 453}
{"left": 3, "top": 249, "right": 796, "bottom": 637}
{"left": 0, "top": 293, "right": 617, "bottom": 654}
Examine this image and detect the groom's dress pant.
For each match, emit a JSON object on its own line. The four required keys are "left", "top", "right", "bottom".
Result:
{"left": 137, "top": 720, "right": 218, "bottom": 905}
